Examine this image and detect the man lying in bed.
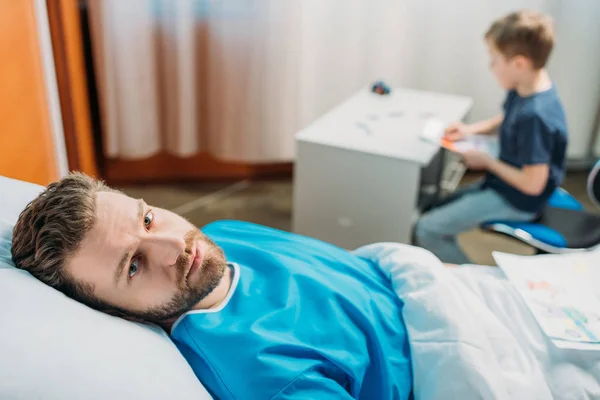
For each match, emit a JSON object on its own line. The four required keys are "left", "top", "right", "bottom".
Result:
{"left": 11, "top": 173, "right": 418, "bottom": 400}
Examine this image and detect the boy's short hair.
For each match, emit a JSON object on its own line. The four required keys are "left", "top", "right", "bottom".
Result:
{"left": 485, "top": 10, "right": 555, "bottom": 69}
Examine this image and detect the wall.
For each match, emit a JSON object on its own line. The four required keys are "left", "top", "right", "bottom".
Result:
{"left": 298, "top": 0, "right": 600, "bottom": 160}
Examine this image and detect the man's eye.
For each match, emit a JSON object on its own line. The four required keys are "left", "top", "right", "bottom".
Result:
{"left": 129, "top": 258, "right": 140, "bottom": 279}
{"left": 144, "top": 210, "right": 154, "bottom": 230}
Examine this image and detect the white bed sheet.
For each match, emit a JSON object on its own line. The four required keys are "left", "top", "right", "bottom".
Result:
{"left": 355, "top": 243, "right": 600, "bottom": 400}
{"left": 453, "top": 265, "right": 600, "bottom": 399}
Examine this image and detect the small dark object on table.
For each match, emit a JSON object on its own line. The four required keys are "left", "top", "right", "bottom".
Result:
{"left": 371, "top": 81, "right": 391, "bottom": 95}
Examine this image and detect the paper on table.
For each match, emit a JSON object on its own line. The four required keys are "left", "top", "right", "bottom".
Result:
{"left": 420, "top": 118, "right": 446, "bottom": 143}
{"left": 420, "top": 118, "right": 499, "bottom": 157}
{"left": 442, "top": 135, "right": 499, "bottom": 158}
{"left": 493, "top": 251, "right": 600, "bottom": 350}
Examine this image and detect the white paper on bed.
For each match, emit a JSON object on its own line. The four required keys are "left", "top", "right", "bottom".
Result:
{"left": 494, "top": 251, "right": 600, "bottom": 350}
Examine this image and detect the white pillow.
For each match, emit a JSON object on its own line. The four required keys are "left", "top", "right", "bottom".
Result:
{"left": 0, "top": 175, "right": 212, "bottom": 400}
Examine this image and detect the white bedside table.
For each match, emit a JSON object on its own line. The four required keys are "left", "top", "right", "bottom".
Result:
{"left": 292, "top": 87, "right": 472, "bottom": 249}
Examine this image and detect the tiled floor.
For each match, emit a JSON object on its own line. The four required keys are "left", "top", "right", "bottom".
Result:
{"left": 118, "top": 171, "right": 594, "bottom": 266}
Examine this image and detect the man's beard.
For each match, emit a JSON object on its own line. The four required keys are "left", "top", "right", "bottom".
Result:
{"left": 118, "top": 230, "right": 227, "bottom": 324}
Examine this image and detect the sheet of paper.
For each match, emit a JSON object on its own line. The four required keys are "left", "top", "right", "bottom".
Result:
{"left": 420, "top": 118, "right": 445, "bottom": 143}
{"left": 419, "top": 118, "right": 499, "bottom": 157}
{"left": 493, "top": 251, "right": 600, "bottom": 350}
{"left": 440, "top": 135, "right": 499, "bottom": 157}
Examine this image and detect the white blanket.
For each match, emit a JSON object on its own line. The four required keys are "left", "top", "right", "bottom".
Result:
{"left": 354, "top": 243, "right": 600, "bottom": 400}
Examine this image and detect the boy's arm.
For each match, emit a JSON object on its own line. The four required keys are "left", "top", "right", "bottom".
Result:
{"left": 465, "top": 113, "right": 552, "bottom": 196}
{"left": 446, "top": 114, "right": 503, "bottom": 141}
{"left": 469, "top": 114, "right": 503, "bottom": 135}
{"left": 485, "top": 160, "right": 549, "bottom": 196}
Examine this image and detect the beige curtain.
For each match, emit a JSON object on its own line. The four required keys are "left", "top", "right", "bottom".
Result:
{"left": 88, "top": 0, "right": 600, "bottom": 162}
{"left": 88, "top": 0, "right": 302, "bottom": 162}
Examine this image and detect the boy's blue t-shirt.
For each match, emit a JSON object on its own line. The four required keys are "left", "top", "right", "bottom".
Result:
{"left": 484, "top": 87, "right": 568, "bottom": 212}
{"left": 170, "top": 221, "right": 412, "bottom": 400}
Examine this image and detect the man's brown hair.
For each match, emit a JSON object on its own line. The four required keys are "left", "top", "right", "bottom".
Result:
{"left": 11, "top": 172, "right": 118, "bottom": 309}
{"left": 485, "top": 10, "right": 555, "bottom": 69}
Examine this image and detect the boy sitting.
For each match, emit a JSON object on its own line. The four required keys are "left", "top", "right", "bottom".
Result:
{"left": 416, "top": 10, "right": 568, "bottom": 264}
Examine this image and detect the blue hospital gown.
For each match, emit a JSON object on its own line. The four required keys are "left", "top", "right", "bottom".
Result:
{"left": 170, "top": 221, "right": 412, "bottom": 399}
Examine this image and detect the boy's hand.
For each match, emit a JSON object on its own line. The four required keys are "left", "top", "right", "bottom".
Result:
{"left": 443, "top": 122, "right": 474, "bottom": 141}
{"left": 462, "top": 150, "right": 491, "bottom": 170}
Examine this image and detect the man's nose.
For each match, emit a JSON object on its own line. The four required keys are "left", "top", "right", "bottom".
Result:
{"left": 146, "top": 233, "right": 186, "bottom": 267}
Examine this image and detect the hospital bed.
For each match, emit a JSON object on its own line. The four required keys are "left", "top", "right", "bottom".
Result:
{"left": 0, "top": 175, "right": 598, "bottom": 399}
